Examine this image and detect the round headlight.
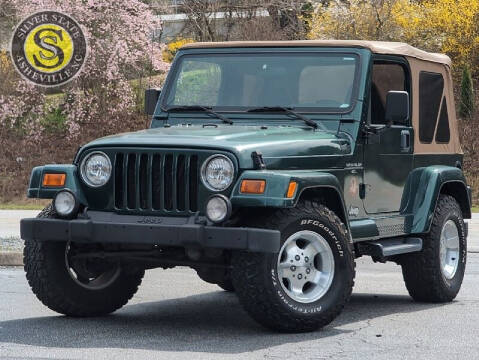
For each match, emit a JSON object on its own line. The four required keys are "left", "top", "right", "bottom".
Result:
{"left": 80, "top": 151, "right": 112, "bottom": 187}
{"left": 54, "top": 190, "right": 78, "bottom": 218}
{"left": 206, "top": 195, "right": 232, "bottom": 223}
{"left": 201, "top": 155, "right": 234, "bottom": 191}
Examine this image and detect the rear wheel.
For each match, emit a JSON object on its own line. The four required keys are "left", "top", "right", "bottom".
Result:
{"left": 400, "top": 195, "right": 467, "bottom": 302}
{"left": 231, "top": 201, "right": 355, "bottom": 332}
{"left": 24, "top": 205, "right": 144, "bottom": 316}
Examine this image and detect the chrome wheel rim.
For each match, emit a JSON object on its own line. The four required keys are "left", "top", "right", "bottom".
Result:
{"left": 439, "top": 220, "right": 460, "bottom": 280}
{"left": 65, "top": 243, "right": 121, "bottom": 290}
{"left": 277, "top": 230, "right": 335, "bottom": 303}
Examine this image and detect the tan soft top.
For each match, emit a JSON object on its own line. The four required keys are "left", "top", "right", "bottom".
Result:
{"left": 182, "top": 40, "right": 451, "bottom": 66}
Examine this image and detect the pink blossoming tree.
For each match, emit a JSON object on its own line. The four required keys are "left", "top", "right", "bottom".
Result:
{"left": 0, "top": 0, "right": 168, "bottom": 200}
{"left": 1, "top": 0, "right": 168, "bottom": 139}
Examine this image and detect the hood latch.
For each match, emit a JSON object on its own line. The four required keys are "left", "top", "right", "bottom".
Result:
{"left": 251, "top": 151, "right": 266, "bottom": 170}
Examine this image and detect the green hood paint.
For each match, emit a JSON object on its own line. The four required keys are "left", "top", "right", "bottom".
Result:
{"left": 81, "top": 125, "right": 352, "bottom": 169}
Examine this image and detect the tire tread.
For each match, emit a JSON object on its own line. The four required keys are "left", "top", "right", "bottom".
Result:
{"left": 232, "top": 200, "right": 355, "bottom": 332}
{"left": 24, "top": 204, "right": 144, "bottom": 317}
{"left": 401, "top": 195, "right": 465, "bottom": 302}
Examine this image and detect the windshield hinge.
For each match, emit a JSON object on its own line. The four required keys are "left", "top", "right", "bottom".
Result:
{"left": 251, "top": 151, "right": 266, "bottom": 170}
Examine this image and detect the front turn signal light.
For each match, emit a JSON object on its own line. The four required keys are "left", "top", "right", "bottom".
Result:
{"left": 286, "top": 181, "right": 297, "bottom": 198}
{"left": 240, "top": 179, "right": 266, "bottom": 194}
{"left": 42, "top": 173, "right": 66, "bottom": 187}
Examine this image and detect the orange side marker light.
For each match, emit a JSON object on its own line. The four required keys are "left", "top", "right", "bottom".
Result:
{"left": 42, "top": 173, "right": 66, "bottom": 187}
{"left": 286, "top": 181, "right": 297, "bottom": 198}
{"left": 240, "top": 179, "right": 266, "bottom": 194}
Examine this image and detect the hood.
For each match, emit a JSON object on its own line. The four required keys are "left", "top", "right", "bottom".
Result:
{"left": 82, "top": 125, "right": 352, "bottom": 169}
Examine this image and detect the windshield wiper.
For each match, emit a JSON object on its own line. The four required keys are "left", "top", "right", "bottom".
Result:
{"left": 162, "top": 105, "right": 233, "bottom": 125}
{"left": 247, "top": 106, "right": 318, "bottom": 129}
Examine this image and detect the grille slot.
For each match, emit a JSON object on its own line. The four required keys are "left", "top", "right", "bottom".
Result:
{"left": 164, "top": 155, "right": 173, "bottom": 210}
{"left": 177, "top": 155, "right": 186, "bottom": 211}
{"left": 114, "top": 153, "right": 124, "bottom": 209}
{"left": 139, "top": 154, "right": 148, "bottom": 209}
{"left": 189, "top": 156, "right": 198, "bottom": 212}
{"left": 151, "top": 154, "right": 162, "bottom": 210}
{"left": 114, "top": 151, "right": 199, "bottom": 213}
{"left": 127, "top": 154, "right": 136, "bottom": 209}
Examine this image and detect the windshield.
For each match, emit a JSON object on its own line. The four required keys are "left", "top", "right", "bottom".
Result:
{"left": 163, "top": 52, "right": 359, "bottom": 113}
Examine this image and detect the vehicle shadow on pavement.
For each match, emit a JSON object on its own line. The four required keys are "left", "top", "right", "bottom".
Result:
{"left": 0, "top": 291, "right": 446, "bottom": 353}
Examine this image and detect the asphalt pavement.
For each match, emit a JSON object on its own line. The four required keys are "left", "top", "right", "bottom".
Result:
{"left": 0, "top": 210, "right": 39, "bottom": 239}
{"left": 1, "top": 211, "right": 479, "bottom": 359}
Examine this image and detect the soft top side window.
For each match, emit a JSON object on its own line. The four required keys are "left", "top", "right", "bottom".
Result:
{"left": 435, "top": 97, "right": 450, "bottom": 143}
{"left": 418, "top": 71, "right": 445, "bottom": 143}
{"left": 370, "top": 62, "right": 408, "bottom": 125}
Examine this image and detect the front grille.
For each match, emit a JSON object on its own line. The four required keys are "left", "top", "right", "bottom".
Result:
{"left": 114, "top": 152, "right": 199, "bottom": 213}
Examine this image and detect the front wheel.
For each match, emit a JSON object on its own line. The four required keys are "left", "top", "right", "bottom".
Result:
{"left": 24, "top": 205, "right": 145, "bottom": 316}
{"left": 231, "top": 201, "right": 355, "bottom": 332}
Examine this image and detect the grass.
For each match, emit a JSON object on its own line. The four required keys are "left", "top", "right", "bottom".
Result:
{"left": 0, "top": 199, "right": 50, "bottom": 210}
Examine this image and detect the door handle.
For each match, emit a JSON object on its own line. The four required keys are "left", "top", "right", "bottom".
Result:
{"left": 401, "top": 130, "right": 410, "bottom": 152}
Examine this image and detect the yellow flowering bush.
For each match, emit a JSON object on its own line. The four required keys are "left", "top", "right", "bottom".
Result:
{"left": 307, "top": 0, "right": 401, "bottom": 41}
{"left": 307, "top": 0, "right": 479, "bottom": 72}
{"left": 0, "top": 51, "right": 11, "bottom": 73}
{"left": 162, "top": 38, "right": 195, "bottom": 63}
{"left": 393, "top": 0, "right": 479, "bottom": 70}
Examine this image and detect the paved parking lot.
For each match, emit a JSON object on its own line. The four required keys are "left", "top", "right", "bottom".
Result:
{"left": 0, "top": 210, "right": 40, "bottom": 239}
{"left": 1, "top": 211, "right": 479, "bottom": 359}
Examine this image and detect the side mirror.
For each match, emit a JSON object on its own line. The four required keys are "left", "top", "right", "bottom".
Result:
{"left": 144, "top": 88, "right": 161, "bottom": 116}
{"left": 385, "top": 90, "right": 409, "bottom": 125}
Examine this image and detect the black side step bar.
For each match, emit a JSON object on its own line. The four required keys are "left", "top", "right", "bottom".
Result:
{"left": 358, "top": 237, "right": 423, "bottom": 259}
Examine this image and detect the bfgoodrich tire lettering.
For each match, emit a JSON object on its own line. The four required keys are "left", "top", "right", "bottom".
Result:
{"left": 231, "top": 200, "right": 355, "bottom": 332}
{"left": 24, "top": 204, "right": 144, "bottom": 316}
{"left": 400, "top": 195, "right": 467, "bottom": 302}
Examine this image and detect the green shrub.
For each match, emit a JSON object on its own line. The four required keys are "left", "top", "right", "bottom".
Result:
{"left": 40, "top": 108, "right": 67, "bottom": 133}
{"left": 460, "top": 66, "right": 474, "bottom": 119}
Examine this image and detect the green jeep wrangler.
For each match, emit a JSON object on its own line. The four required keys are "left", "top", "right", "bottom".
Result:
{"left": 21, "top": 40, "right": 471, "bottom": 332}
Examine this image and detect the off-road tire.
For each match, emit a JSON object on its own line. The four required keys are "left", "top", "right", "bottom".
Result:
{"left": 231, "top": 200, "right": 355, "bottom": 332}
{"left": 196, "top": 268, "right": 235, "bottom": 292}
{"left": 24, "top": 204, "right": 145, "bottom": 317}
{"left": 400, "top": 195, "right": 467, "bottom": 302}
{"left": 217, "top": 278, "right": 235, "bottom": 292}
